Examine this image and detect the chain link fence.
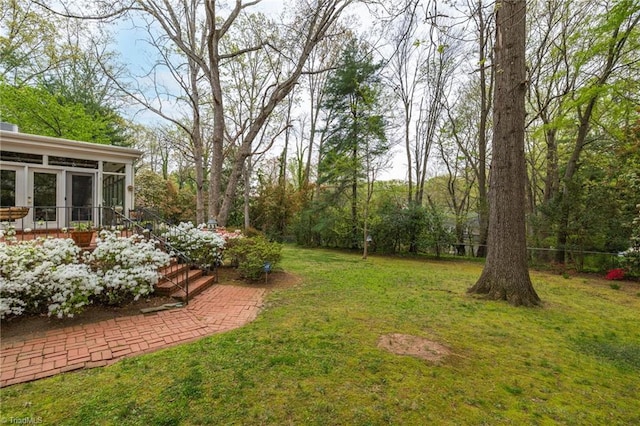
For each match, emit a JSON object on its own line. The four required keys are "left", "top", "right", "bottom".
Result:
{"left": 441, "top": 244, "right": 623, "bottom": 274}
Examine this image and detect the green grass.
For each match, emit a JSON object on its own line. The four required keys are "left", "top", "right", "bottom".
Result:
{"left": 2, "top": 246, "right": 639, "bottom": 425}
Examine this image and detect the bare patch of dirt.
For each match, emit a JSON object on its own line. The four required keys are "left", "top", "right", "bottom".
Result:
{"left": 1, "top": 267, "right": 302, "bottom": 340}
{"left": 378, "top": 333, "right": 452, "bottom": 364}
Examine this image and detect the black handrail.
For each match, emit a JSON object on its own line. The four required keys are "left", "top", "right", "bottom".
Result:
{"left": 111, "top": 208, "right": 194, "bottom": 305}
{"left": 129, "top": 207, "right": 220, "bottom": 277}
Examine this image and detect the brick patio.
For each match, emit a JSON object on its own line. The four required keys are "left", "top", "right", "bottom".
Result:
{"left": 0, "top": 284, "right": 266, "bottom": 387}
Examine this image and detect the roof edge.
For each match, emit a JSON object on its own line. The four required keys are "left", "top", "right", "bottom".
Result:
{"left": 0, "top": 130, "right": 144, "bottom": 157}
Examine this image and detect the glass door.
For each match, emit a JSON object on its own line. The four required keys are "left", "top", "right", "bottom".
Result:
{"left": 0, "top": 169, "right": 16, "bottom": 208}
{"left": 0, "top": 167, "right": 29, "bottom": 227}
{"left": 29, "top": 170, "right": 61, "bottom": 228}
{"left": 67, "top": 173, "right": 94, "bottom": 225}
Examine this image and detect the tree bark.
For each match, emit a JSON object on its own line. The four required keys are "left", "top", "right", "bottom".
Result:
{"left": 188, "top": 57, "right": 206, "bottom": 225}
{"left": 205, "top": 0, "right": 225, "bottom": 223}
{"left": 243, "top": 157, "right": 252, "bottom": 231}
{"left": 468, "top": 0, "right": 540, "bottom": 307}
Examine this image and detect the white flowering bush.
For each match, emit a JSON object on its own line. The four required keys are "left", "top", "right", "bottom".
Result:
{"left": 46, "top": 263, "right": 99, "bottom": 318}
{"left": 0, "top": 237, "right": 99, "bottom": 318}
{"left": 0, "top": 223, "right": 17, "bottom": 241}
{"left": 0, "top": 231, "right": 171, "bottom": 319}
{"left": 87, "top": 230, "right": 171, "bottom": 305}
{"left": 161, "top": 222, "right": 225, "bottom": 270}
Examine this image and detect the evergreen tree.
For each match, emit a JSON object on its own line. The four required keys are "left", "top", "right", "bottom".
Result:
{"left": 319, "top": 39, "right": 388, "bottom": 249}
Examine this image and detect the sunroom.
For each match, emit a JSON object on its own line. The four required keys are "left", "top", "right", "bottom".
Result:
{"left": 0, "top": 126, "right": 142, "bottom": 231}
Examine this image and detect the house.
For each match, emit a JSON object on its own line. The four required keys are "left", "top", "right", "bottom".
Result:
{"left": 0, "top": 125, "right": 142, "bottom": 230}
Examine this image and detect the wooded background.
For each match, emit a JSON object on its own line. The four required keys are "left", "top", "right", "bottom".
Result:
{"left": 1, "top": 0, "right": 638, "bottom": 267}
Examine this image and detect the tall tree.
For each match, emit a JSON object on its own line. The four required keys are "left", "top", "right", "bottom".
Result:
{"left": 319, "top": 39, "right": 387, "bottom": 249}
{"left": 34, "top": 0, "right": 356, "bottom": 226}
{"left": 524, "top": 0, "right": 640, "bottom": 262}
{"left": 0, "top": 0, "right": 65, "bottom": 85}
{"left": 0, "top": 82, "right": 123, "bottom": 143}
{"left": 411, "top": 2, "right": 459, "bottom": 207}
{"left": 438, "top": 97, "right": 476, "bottom": 256}
{"left": 470, "top": 0, "right": 493, "bottom": 258}
{"left": 384, "top": 0, "right": 423, "bottom": 203}
{"left": 437, "top": 0, "right": 493, "bottom": 257}
{"left": 300, "top": 28, "right": 348, "bottom": 193}
{"left": 220, "top": 12, "right": 289, "bottom": 229}
{"left": 205, "top": 0, "right": 355, "bottom": 226}
{"left": 113, "top": 0, "right": 212, "bottom": 224}
{"left": 553, "top": 0, "right": 640, "bottom": 262}
{"left": 454, "top": 0, "right": 494, "bottom": 257}
{"left": 468, "top": 0, "right": 540, "bottom": 306}
{"left": 0, "top": 1, "right": 130, "bottom": 145}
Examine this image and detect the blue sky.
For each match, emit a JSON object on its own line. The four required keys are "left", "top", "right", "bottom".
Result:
{"left": 110, "top": 1, "right": 406, "bottom": 180}
{"left": 112, "top": 1, "right": 285, "bottom": 125}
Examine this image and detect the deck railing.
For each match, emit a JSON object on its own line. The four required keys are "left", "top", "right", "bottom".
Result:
{"left": 0, "top": 205, "right": 129, "bottom": 234}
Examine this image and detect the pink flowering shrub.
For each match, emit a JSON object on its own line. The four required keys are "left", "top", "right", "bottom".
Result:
{"left": 215, "top": 227, "right": 243, "bottom": 242}
{"left": 605, "top": 268, "right": 625, "bottom": 281}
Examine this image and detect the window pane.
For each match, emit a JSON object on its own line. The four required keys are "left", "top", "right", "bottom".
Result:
{"left": 103, "top": 174, "right": 124, "bottom": 207}
{"left": 0, "top": 151, "right": 42, "bottom": 164}
{"left": 49, "top": 156, "right": 98, "bottom": 169}
{"left": 71, "top": 175, "right": 93, "bottom": 221}
{"left": 103, "top": 162, "right": 126, "bottom": 173}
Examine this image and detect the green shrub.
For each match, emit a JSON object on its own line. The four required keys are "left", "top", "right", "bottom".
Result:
{"left": 226, "top": 235, "right": 282, "bottom": 280}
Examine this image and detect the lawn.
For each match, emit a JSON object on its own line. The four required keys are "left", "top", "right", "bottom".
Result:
{"left": 1, "top": 246, "right": 639, "bottom": 425}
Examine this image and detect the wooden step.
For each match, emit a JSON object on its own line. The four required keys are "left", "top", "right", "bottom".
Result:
{"left": 171, "top": 274, "right": 217, "bottom": 302}
{"left": 154, "top": 256, "right": 217, "bottom": 302}
{"left": 155, "top": 268, "right": 203, "bottom": 295}
{"left": 159, "top": 262, "right": 189, "bottom": 280}
{"left": 155, "top": 263, "right": 188, "bottom": 294}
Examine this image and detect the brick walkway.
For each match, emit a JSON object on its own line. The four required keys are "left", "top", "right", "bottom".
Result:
{"left": 0, "top": 285, "right": 266, "bottom": 388}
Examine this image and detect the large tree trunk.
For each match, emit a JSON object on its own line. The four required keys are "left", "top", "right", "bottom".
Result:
{"left": 468, "top": 0, "right": 540, "bottom": 307}
{"left": 205, "top": 0, "right": 224, "bottom": 223}
{"left": 243, "top": 157, "right": 252, "bottom": 230}
{"left": 554, "top": 97, "right": 598, "bottom": 263}
{"left": 351, "top": 118, "right": 359, "bottom": 250}
{"left": 189, "top": 57, "right": 206, "bottom": 225}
